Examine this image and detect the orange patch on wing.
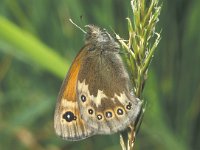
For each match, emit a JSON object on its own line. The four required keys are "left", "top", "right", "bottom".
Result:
{"left": 63, "top": 47, "right": 87, "bottom": 101}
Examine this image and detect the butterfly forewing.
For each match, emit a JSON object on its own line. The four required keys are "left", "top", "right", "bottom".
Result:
{"left": 54, "top": 46, "right": 95, "bottom": 141}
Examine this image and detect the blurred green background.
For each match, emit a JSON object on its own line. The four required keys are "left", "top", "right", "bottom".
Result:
{"left": 0, "top": 0, "right": 200, "bottom": 150}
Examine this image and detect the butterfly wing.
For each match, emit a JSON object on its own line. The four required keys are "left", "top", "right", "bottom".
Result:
{"left": 54, "top": 46, "right": 95, "bottom": 141}
{"left": 76, "top": 51, "right": 142, "bottom": 134}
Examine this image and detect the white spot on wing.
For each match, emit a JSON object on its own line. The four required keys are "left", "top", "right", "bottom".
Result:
{"left": 114, "top": 92, "right": 129, "bottom": 104}
{"left": 78, "top": 80, "right": 107, "bottom": 107}
{"left": 91, "top": 90, "right": 107, "bottom": 106}
{"left": 78, "top": 80, "right": 131, "bottom": 107}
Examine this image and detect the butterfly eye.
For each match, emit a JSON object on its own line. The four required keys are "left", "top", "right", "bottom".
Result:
{"left": 117, "top": 108, "right": 124, "bottom": 115}
{"left": 80, "top": 95, "right": 87, "bottom": 102}
{"left": 62, "top": 111, "right": 77, "bottom": 122}
{"left": 126, "top": 102, "right": 132, "bottom": 110}
{"left": 88, "top": 46, "right": 95, "bottom": 51}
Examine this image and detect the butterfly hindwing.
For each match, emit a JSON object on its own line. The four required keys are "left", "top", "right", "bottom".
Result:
{"left": 76, "top": 46, "right": 142, "bottom": 134}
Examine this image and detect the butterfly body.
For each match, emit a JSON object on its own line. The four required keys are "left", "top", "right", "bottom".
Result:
{"left": 54, "top": 25, "right": 142, "bottom": 141}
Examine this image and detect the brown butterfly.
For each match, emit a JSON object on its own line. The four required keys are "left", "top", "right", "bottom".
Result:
{"left": 54, "top": 25, "right": 142, "bottom": 141}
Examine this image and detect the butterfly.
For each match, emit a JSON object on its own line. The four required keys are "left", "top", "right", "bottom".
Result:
{"left": 54, "top": 25, "right": 142, "bottom": 141}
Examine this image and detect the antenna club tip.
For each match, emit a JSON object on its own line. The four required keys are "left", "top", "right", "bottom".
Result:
{"left": 69, "top": 18, "right": 86, "bottom": 34}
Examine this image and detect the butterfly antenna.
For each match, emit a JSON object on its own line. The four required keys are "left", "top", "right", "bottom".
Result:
{"left": 79, "top": 15, "right": 84, "bottom": 25}
{"left": 69, "top": 18, "right": 86, "bottom": 34}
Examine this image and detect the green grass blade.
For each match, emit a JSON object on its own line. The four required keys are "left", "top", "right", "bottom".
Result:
{"left": 0, "top": 15, "right": 69, "bottom": 79}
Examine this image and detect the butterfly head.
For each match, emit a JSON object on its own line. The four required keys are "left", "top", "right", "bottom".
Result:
{"left": 84, "top": 25, "right": 119, "bottom": 51}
